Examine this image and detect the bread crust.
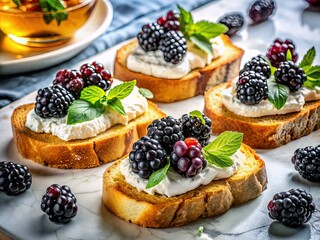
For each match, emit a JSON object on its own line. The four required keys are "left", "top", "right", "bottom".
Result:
{"left": 102, "top": 144, "right": 267, "bottom": 228}
{"left": 114, "top": 35, "right": 244, "bottom": 102}
{"left": 11, "top": 101, "right": 166, "bottom": 169}
{"left": 204, "top": 83, "right": 320, "bottom": 149}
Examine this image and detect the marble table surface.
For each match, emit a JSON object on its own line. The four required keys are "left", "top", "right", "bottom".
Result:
{"left": 0, "top": 0, "right": 319, "bottom": 239}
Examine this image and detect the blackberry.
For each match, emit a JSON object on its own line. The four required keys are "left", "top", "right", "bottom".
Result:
{"left": 292, "top": 145, "right": 320, "bottom": 182}
{"left": 249, "top": 0, "right": 275, "bottom": 24}
{"left": 159, "top": 31, "right": 187, "bottom": 64}
{"left": 170, "top": 138, "right": 207, "bottom": 178}
{"left": 80, "top": 61, "right": 113, "bottom": 91}
{"left": 236, "top": 71, "right": 268, "bottom": 105}
{"left": 218, "top": 12, "right": 244, "bottom": 37}
{"left": 35, "top": 85, "right": 74, "bottom": 119}
{"left": 147, "top": 116, "right": 184, "bottom": 152}
{"left": 240, "top": 55, "right": 271, "bottom": 78}
{"left": 267, "top": 188, "right": 315, "bottom": 228}
{"left": 52, "top": 69, "right": 84, "bottom": 98}
{"left": 275, "top": 61, "right": 307, "bottom": 91}
{"left": 266, "top": 38, "right": 298, "bottom": 68}
{"left": 137, "top": 23, "right": 165, "bottom": 52}
{"left": 129, "top": 136, "right": 167, "bottom": 179}
{"left": 0, "top": 161, "right": 32, "bottom": 196}
{"left": 41, "top": 184, "right": 78, "bottom": 223}
{"left": 164, "top": 20, "right": 180, "bottom": 31}
{"left": 180, "top": 113, "right": 212, "bottom": 147}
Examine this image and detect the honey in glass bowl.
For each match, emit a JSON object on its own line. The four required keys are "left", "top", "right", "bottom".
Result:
{"left": 0, "top": 0, "right": 97, "bottom": 47}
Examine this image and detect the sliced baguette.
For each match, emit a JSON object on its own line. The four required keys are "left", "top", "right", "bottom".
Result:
{"left": 204, "top": 82, "right": 320, "bottom": 149}
{"left": 102, "top": 144, "right": 267, "bottom": 228}
{"left": 11, "top": 101, "right": 166, "bottom": 169}
{"left": 114, "top": 35, "right": 244, "bottom": 102}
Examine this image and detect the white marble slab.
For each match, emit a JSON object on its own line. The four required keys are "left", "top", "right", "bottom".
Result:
{"left": 0, "top": 0, "right": 320, "bottom": 239}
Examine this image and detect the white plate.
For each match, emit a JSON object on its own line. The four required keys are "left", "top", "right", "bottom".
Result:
{"left": 0, "top": 0, "right": 113, "bottom": 75}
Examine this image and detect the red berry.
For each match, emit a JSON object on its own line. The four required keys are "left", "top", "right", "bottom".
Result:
{"left": 157, "top": 16, "right": 167, "bottom": 26}
{"left": 184, "top": 138, "right": 199, "bottom": 148}
{"left": 166, "top": 10, "right": 179, "bottom": 21}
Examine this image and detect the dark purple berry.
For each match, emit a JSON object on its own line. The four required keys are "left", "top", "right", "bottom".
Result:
{"left": 292, "top": 145, "right": 320, "bottom": 182}
{"left": 158, "top": 30, "right": 187, "bottom": 64}
{"left": 218, "top": 12, "right": 244, "bottom": 37}
{"left": 267, "top": 188, "right": 315, "bottom": 227}
{"left": 129, "top": 136, "right": 167, "bottom": 179}
{"left": 240, "top": 55, "right": 271, "bottom": 78}
{"left": 266, "top": 38, "right": 298, "bottom": 68}
{"left": 137, "top": 23, "right": 165, "bottom": 52}
{"left": 0, "top": 161, "right": 32, "bottom": 196}
{"left": 80, "top": 61, "right": 113, "bottom": 91}
{"left": 275, "top": 61, "right": 307, "bottom": 91}
{"left": 53, "top": 69, "right": 84, "bottom": 99}
{"left": 249, "top": 0, "right": 276, "bottom": 24}
{"left": 41, "top": 184, "right": 78, "bottom": 223}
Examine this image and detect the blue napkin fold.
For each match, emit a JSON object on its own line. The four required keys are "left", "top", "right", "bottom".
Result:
{"left": 0, "top": 0, "right": 212, "bottom": 108}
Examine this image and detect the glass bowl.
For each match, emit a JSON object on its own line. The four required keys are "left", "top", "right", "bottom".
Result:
{"left": 0, "top": 0, "right": 97, "bottom": 47}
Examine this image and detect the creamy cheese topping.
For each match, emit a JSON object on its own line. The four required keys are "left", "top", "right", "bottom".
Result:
{"left": 120, "top": 150, "right": 245, "bottom": 197}
{"left": 221, "top": 78, "right": 320, "bottom": 118}
{"left": 126, "top": 37, "right": 225, "bottom": 79}
{"left": 25, "top": 80, "right": 148, "bottom": 141}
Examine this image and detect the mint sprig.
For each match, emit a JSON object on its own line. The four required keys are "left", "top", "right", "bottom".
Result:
{"left": 267, "top": 76, "right": 290, "bottom": 110}
{"left": 67, "top": 80, "right": 136, "bottom": 125}
{"left": 299, "top": 47, "right": 315, "bottom": 68}
{"left": 39, "top": 0, "right": 68, "bottom": 25}
{"left": 189, "top": 110, "right": 205, "bottom": 125}
{"left": 299, "top": 47, "right": 320, "bottom": 90}
{"left": 202, "top": 131, "right": 243, "bottom": 168}
{"left": 178, "top": 5, "right": 228, "bottom": 54}
{"left": 12, "top": 0, "right": 22, "bottom": 6}
{"left": 146, "top": 158, "right": 170, "bottom": 189}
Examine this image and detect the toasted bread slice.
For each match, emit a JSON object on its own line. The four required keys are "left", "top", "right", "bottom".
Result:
{"left": 114, "top": 35, "right": 244, "bottom": 103}
{"left": 204, "top": 82, "right": 320, "bottom": 149}
{"left": 11, "top": 101, "right": 166, "bottom": 169}
{"left": 102, "top": 144, "right": 267, "bottom": 228}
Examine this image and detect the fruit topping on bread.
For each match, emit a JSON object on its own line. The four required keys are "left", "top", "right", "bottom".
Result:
{"left": 114, "top": 6, "right": 244, "bottom": 102}
{"left": 11, "top": 62, "right": 166, "bottom": 169}
{"left": 204, "top": 39, "right": 320, "bottom": 149}
{"left": 102, "top": 111, "right": 267, "bottom": 227}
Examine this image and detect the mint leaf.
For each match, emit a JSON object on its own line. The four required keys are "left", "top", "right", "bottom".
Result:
{"left": 304, "top": 80, "right": 320, "bottom": 89}
{"left": 107, "top": 80, "right": 136, "bottom": 100}
{"left": 299, "top": 47, "right": 315, "bottom": 68}
{"left": 203, "top": 131, "right": 243, "bottom": 157}
{"left": 39, "top": 0, "right": 68, "bottom": 25}
{"left": 67, "top": 100, "right": 105, "bottom": 125}
{"left": 146, "top": 159, "right": 170, "bottom": 189}
{"left": 190, "top": 34, "right": 213, "bottom": 55}
{"left": 191, "top": 21, "right": 228, "bottom": 39}
{"left": 189, "top": 110, "right": 205, "bottom": 125}
{"left": 305, "top": 66, "right": 320, "bottom": 79}
{"left": 80, "top": 86, "right": 106, "bottom": 105}
{"left": 203, "top": 153, "right": 233, "bottom": 168}
{"left": 178, "top": 5, "right": 193, "bottom": 35}
{"left": 198, "top": 226, "right": 204, "bottom": 236}
{"left": 139, "top": 88, "right": 154, "bottom": 99}
{"left": 265, "top": 57, "right": 277, "bottom": 75}
{"left": 12, "top": 0, "right": 22, "bottom": 6}
{"left": 47, "top": 0, "right": 66, "bottom": 10}
{"left": 286, "top": 49, "right": 292, "bottom": 61}
{"left": 107, "top": 98, "right": 126, "bottom": 115}
{"left": 267, "top": 78, "right": 290, "bottom": 110}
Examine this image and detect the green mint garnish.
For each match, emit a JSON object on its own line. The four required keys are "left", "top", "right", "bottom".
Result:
{"left": 146, "top": 158, "right": 170, "bottom": 189}
{"left": 177, "top": 5, "right": 227, "bottom": 54}
{"left": 267, "top": 76, "right": 290, "bottom": 110}
{"left": 12, "top": 0, "right": 22, "bottom": 6}
{"left": 299, "top": 47, "right": 315, "bottom": 68}
{"left": 39, "top": 0, "right": 68, "bottom": 25}
{"left": 198, "top": 226, "right": 204, "bottom": 236}
{"left": 202, "top": 131, "right": 243, "bottom": 168}
{"left": 139, "top": 88, "right": 154, "bottom": 99}
{"left": 286, "top": 49, "right": 292, "bottom": 61}
{"left": 189, "top": 110, "right": 205, "bottom": 125}
{"left": 67, "top": 100, "right": 106, "bottom": 125}
{"left": 67, "top": 80, "right": 136, "bottom": 125}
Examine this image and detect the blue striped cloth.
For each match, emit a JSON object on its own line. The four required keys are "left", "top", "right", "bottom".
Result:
{"left": 0, "top": 0, "right": 212, "bottom": 108}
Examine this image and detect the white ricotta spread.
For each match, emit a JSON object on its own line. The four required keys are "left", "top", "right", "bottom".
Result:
{"left": 120, "top": 150, "right": 245, "bottom": 197}
{"left": 221, "top": 78, "right": 320, "bottom": 117}
{"left": 126, "top": 37, "right": 225, "bottom": 79}
{"left": 25, "top": 80, "right": 148, "bottom": 141}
